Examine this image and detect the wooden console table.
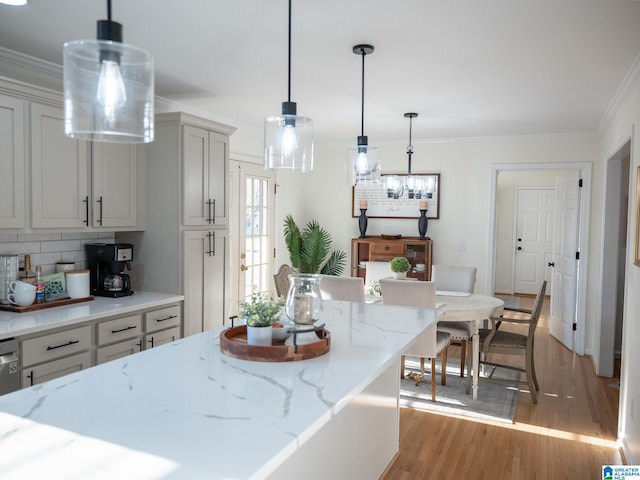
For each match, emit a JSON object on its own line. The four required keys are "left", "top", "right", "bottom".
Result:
{"left": 351, "top": 236, "right": 433, "bottom": 281}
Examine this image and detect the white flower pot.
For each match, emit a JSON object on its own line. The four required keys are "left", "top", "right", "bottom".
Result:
{"left": 246, "top": 325, "right": 273, "bottom": 346}
{"left": 394, "top": 271, "right": 407, "bottom": 279}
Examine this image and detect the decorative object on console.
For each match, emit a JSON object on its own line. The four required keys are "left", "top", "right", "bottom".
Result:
{"left": 390, "top": 256, "right": 411, "bottom": 279}
{"left": 358, "top": 200, "right": 368, "bottom": 238}
{"left": 347, "top": 44, "right": 380, "bottom": 186}
{"left": 63, "top": 0, "right": 154, "bottom": 143}
{"left": 283, "top": 215, "right": 347, "bottom": 275}
{"left": 418, "top": 199, "right": 429, "bottom": 240}
{"left": 264, "top": 0, "right": 314, "bottom": 172}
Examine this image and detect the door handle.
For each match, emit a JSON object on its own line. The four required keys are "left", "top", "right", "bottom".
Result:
{"left": 240, "top": 265, "right": 249, "bottom": 271}
{"left": 517, "top": 247, "right": 522, "bottom": 251}
{"left": 548, "top": 262, "right": 555, "bottom": 267}
{"left": 96, "top": 196, "right": 103, "bottom": 226}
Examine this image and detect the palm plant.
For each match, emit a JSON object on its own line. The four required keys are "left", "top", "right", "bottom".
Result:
{"left": 283, "top": 215, "right": 347, "bottom": 275}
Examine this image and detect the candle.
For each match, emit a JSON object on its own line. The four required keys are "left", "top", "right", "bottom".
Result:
{"left": 360, "top": 200, "right": 368, "bottom": 209}
{"left": 419, "top": 200, "right": 429, "bottom": 210}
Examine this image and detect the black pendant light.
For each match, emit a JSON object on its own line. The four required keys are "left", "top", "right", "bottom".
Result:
{"left": 63, "top": 0, "right": 154, "bottom": 143}
{"left": 385, "top": 113, "right": 427, "bottom": 198}
{"left": 347, "top": 44, "right": 380, "bottom": 185}
{"left": 264, "top": 0, "right": 314, "bottom": 172}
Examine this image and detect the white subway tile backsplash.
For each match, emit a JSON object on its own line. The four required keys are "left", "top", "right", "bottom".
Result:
{"left": 0, "top": 232, "right": 115, "bottom": 274}
{"left": 18, "top": 232, "right": 62, "bottom": 242}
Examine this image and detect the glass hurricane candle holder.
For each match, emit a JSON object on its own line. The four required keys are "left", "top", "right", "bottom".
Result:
{"left": 285, "top": 274, "right": 323, "bottom": 326}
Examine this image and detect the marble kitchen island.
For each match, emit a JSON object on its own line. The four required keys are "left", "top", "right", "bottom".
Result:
{"left": 0, "top": 300, "right": 440, "bottom": 480}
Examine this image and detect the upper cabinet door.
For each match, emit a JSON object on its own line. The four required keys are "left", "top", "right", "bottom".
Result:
{"left": 182, "top": 125, "right": 228, "bottom": 227}
{"left": 0, "top": 94, "right": 25, "bottom": 229}
{"left": 92, "top": 142, "right": 137, "bottom": 228}
{"left": 30, "top": 103, "right": 90, "bottom": 229}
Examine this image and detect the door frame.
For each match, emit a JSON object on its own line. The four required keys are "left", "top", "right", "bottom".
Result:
{"left": 487, "top": 162, "right": 592, "bottom": 356}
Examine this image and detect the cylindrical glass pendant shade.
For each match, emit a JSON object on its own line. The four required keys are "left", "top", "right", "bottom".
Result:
{"left": 264, "top": 114, "right": 314, "bottom": 172}
{"left": 63, "top": 39, "right": 154, "bottom": 143}
{"left": 346, "top": 144, "right": 381, "bottom": 185}
{"left": 384, "top": 175, "right": 404, "bottom": 198}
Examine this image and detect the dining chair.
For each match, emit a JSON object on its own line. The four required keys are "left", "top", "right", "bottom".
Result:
{"left": 380, "top": 278, "right": 451, "bottom": 401}
{"left": 318, "top": 275, "right": 365, "bottom": 302}
{"left": 477, "top": 281, "right": 546, "bottom": 403}
{"left": 432, "top": 265, "right": 477, "bottom": 377}
{"left": 364, "top": 261, "right": 392, "bottom": 285}
{"left": 273, "top": 264, "right": 296, "bottom": 297}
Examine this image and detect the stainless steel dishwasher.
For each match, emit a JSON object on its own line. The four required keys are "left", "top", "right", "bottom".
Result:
{"left": 0, "top": 338, "right": 20, "bottom": 395}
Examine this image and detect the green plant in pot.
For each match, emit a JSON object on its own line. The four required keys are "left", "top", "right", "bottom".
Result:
{"left": 283, "top": 215, "right": 347, "bottom": 275}
{"left": 239, "top": 292, "right": 285, "bottom": 346}
{"left": 390, "top": 256, "right": 411, "bottom": 279}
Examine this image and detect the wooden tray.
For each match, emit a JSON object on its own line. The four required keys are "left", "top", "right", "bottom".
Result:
{"left": 0, "top": 296, "right": 94, "bottom": 313}
{"left": 220, "top": 325, "right": 331, "bottom": 362}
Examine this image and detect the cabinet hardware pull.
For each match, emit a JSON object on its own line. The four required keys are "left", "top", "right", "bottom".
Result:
{"left": 82, "top": 196, "right": 89, "bottom": 225}
{"left": 206, "top": 199, "right": 214, "bottom": 224}
{"left": 28, "top": 370, "right": 34, "bottom": 386}
{"left": 112, "top": 325, "right": 137, "bottom": 334}
{"left": 46, "top": 340, "right": 79, "bottom": 351}
{"left": 212, "top": 199, "right": 216, "bottom": 224}
{"left": 136, "top": 341, "right": 142, "bottom": 351}
{"left": 212, "top": 231, "right": 216, "bottom": 256}
{"left": 156, "top": 315, "right": 177, "bottom": 322}
{"left": 148, "top": 337, "right": 154, "bottom": 348}
{"left": 97, "top": 196, "right": 103, "bottom": 226}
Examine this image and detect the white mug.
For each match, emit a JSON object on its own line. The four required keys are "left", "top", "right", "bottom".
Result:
{"left": 10, "top": 280, "right": 37, "bottom": 293}
{"left": 8, "top": 289, "right": 35, "bottom": 307}
{"left": 65, "top": 270, "right": 90, "bottom": 299}
{"left": 415, "top": 263, "right": 426, "bottom": 272}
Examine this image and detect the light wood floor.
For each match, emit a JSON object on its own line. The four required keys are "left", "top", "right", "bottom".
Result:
{"left": 382, "top": 295, "right": 623, "bottom": 480}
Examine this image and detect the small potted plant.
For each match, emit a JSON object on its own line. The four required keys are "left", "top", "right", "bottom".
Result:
{"left": 239, "top": 292, "right": 285, "bottom": 346}
{"left": 390, "top": 256, "right": 411, "bottom": 279}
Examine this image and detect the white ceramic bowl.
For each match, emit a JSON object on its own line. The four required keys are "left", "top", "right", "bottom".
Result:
{"left": 271, "top": 318, "right": 295, "bottom": 343}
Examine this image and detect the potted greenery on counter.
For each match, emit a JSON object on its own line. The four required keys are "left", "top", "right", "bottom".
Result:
{"left": 390, "top": 256, "right": 411, "bottom": 279}
{"left": 239, "top": 292, "right": 285, "bottom": 346}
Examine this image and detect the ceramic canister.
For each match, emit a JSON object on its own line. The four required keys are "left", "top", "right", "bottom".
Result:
{"left": 65, "top": 269, "right": 90, "bottom": 298}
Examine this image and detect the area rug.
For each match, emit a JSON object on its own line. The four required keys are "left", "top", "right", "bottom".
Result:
{"left": 399, "top": 358, "right": 519, "bottom": 424}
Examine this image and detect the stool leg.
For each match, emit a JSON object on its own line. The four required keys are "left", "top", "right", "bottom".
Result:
{"left": 460, "top": 340, "right": 467, "bottom": 377}
{"left": 431, "top": 358, "right": 437, "bottom": 401}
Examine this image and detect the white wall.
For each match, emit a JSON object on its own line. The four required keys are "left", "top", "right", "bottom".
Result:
{"left": 600, "top": 61, "right": 640, "bottom": 463}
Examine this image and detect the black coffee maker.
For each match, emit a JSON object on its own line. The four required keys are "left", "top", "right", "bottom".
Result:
{"left": 86, "top": 243, "right": 134, "bottom": 297}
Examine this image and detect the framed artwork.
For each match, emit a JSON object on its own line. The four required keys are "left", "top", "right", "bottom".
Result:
{"left": 352, "top": 173, "right": 440, "bottom": 219}
{"left": 635, "top": 166, "right": 640, "bottom": 267}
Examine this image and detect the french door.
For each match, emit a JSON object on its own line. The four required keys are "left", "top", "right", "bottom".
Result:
{"left": 228, "top": 161, "right": 275, "bottom": 316}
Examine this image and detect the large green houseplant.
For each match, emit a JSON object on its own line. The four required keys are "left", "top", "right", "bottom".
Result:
{"left": 283, "top": 215, "right": 347, "bottom": 275}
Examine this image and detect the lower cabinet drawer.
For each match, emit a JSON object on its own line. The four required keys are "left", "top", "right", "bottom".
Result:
{"left": 145, "top": 326, "right": 181, "bottom": 349}
{"left": 96, "top": 338, "right": 143, "bottom": 365}
{"left": 369, "top": 242, "right": 405, "bottom": 259}
{"left": 97, "top": 314, "right": 142, "bottom": 345}
{"left": 22, "top": 325, "right": 91, "bottom": 367}
{"left": 145, "top": 305, "right": 181, "bottom": 333}
{"left": 21, "top": 351, "right": 91, "bottom": 388}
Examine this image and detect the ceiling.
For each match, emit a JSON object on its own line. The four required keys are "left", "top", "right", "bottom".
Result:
{"left": 2, "top": 0, "right": 640, "bottom": 145}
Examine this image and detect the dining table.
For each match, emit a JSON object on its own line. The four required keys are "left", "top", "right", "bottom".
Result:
{"left": 435, "top": 291, "right": 504, "bottom": 400}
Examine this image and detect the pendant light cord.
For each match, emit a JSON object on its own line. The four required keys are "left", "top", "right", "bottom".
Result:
{"left": 287, "top": 0, "right": 292, "bottom": 103}
{"left": 107, "top": 0, "right": 112, "bottom": 22}
{"left": 360, "top": 47, "right": 365, "bottom": 137}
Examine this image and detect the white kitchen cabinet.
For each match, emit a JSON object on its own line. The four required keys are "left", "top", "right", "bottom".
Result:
{"left": 183, "top": 124, "right": 229, "bottom": 227}
{"left": 96, "top": 338, "right": 142, "bottom": 365}
{"left": 126, "top": 112, "right": 235, "bottom": 338}
{"left": 22, "top": 351, "right": 92, "bottom": 387}
{"left": 0, "top": 94, "right": 25, "bottom": 229}
{"left": 183, "top": 230, "right": 227, "bottom": 336}
{"left": 92, "top": 142, "right": 137, "bottom": 228}
{"left": 145, "top": 326, "right": 181, "bottom": 349}
{"left": 30, "top": 103, "right": 90, "bottom": 228}
{"left": 30, "top": 103, "right": 137, "bottom": 230}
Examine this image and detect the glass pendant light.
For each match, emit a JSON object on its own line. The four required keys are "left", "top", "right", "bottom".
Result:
{"left": 384, "top": 112, "right": 427, "bottom": 199}
{"left": 264, "top": 0, "right": 314, "bottom": 172}
{"left": 347, "top": 44, "right": 380, "bottom": 186}
{"left": 63, "top": 0, "right": 154, "bottom": 143}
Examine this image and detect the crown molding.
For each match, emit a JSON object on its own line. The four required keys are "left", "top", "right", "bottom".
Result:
{"left": 599, "top": 52, "right": 640, "bottom": 132}
{"left": 0, "top": 47, "right": 62, "bottom": 79}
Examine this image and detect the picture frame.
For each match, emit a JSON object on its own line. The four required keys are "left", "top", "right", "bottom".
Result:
{"left": 635, "top": 166, "right": 640, "bottom": 267}
{"left": 352, "top": 173, "right": 440, "bottom": 219}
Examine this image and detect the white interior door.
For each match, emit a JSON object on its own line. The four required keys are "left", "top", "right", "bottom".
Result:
{"left": 228, "top": 161, "right": 275, "bottom": 315}
{"left": 549, "top": 173, "right": 581, "bottom": 351}
{"left": 514, "top": 188, "right": 554, "bottom": 294}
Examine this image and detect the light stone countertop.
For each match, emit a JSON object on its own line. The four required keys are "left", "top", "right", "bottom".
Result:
{"left": 0, "top": 300, "right": 440, "bottom": 480}
{"left": 0, "top": 291, "right": 184, "bottom": 340}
